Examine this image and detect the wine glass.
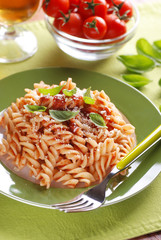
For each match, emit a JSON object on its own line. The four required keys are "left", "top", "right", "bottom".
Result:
{"left": 0, "top": 0, "right": 42, "bottom": 63}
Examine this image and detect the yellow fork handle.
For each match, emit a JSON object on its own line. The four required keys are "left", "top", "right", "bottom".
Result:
{"left": 116, "top": 125, "right": 161, "bottom": 170}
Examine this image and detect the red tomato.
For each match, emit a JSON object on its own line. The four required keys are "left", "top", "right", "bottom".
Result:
{"left": 79, "top": 0, "right": 108, "bottom": 19}
{"left": 53, "top": 17, "right": 61, "bottom": 29}
{"left": 107, "top": 0, "right": 133, "bottom": 21}
{"left": 114, "top": 0, "right": 133, "bottom": 21}
{"left": 42, "top": 0, "right": 69, "bottom": 18}
{"left": 69, "top": 0, "right": 80, "bottom": 12}
{"left": 83, "top": 16, "right": 107, "bottom": 40}
{"left": 104, "top": 14, "right": 126, "bottom": 39}
{"left": 106, "top": 0, "right": 114, "bottom": 13}
{"left": 105, "top": 0, "right": 113, "bottom": 8}
{"left": 57, "top": 12, "right": 83, "bottom": 37}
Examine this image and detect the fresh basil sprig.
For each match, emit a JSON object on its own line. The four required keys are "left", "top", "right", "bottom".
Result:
{"left": 117, "top": 55, "right": 155, "bottom": 73}
{"left": 24, "top": 105, "right": 47, "bottom": 113}
{"left": 83, "top": 87, "right": 95, "bottom": 105}
{"left": 122, "top": 74, "right": 152, "bottom": 88}
{"left": 38, "top": 84, "right": 64, "bottom": 96}
{"left": 89, "top": 113, "right": 107, "bottom": 128}
{"left": 63, "top": 88, "right": 77, "bottom": 97}
{"left": 49, "top": 110, "right": 79, "bottom": 122}
{"left": 136, "top": 38, "right": 161, "bottom": 64}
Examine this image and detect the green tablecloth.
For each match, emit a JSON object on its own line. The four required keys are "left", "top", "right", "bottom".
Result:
{"left": 0, "top": 2, "right": 161, "bottom": 240}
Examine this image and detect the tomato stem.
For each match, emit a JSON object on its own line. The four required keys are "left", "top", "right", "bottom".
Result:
{"left": 42, "top": 0, "right": 50, "bottom": 10}
{"left": 84, "top": 0, "right": 100, "bottom": 15}
{"left": 108, "top": 0, "right": 130, "bottom": 21}
{"left": 58, "top": 10, "right": 71, "bottom": 24}
{"left": 111, "top": 0, "right": 124, "bottom": 10}
{"left": 117, "top": 10, "right": 130, "bottom": 20}
{"left": 84, "top": 19, "right": 99, "bottom": 33}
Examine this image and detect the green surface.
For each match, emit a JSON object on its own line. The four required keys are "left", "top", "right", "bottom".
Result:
{"left": 0, "top": 1, "right": 161, "bottom": 240}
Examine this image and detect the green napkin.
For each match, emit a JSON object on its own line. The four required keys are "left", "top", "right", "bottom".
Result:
{"left": 0, "top": 2, "right": 161, "bottom": 240}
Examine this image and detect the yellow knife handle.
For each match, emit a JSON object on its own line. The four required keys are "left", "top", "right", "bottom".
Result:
{"left": 116, "top": 125, "right": 161, "bottom": 170}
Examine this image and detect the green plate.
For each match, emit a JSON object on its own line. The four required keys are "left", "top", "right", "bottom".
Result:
{"left": 0, "top": 67, "right": 160, "bottom": 208}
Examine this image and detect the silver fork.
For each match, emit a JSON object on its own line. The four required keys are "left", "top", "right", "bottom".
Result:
{"left": 52, "top": 125, "right": 161, "bottom": 213}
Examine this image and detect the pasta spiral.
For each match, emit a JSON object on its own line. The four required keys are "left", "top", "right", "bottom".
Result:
{"left": 0, "top": 78, "right": 135, "bottom": 189}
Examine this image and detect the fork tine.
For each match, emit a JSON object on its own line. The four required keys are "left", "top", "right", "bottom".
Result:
{"left": 54, "top": 198, "right": 88, "bottom": 209}
{"left": 65, "top": 199, "right": 104, "bottom": 213}
{"left": 59, "top": 201, "right": 94, "bottom": 213}
{"left": 52, "top": 195, "right": 83, "bottom": 208}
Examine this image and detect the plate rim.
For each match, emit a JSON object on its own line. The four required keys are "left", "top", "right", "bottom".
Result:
{"left": 0, "top": 66, "right": 160, "bottom": 208}
{"left": 1, "top": 66, "right": 160, "bottom": 115}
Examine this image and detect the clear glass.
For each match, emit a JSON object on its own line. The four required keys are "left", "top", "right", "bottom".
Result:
{"left": 45, "top": 1, "right": 140, "bottom": 61}
{"left": 0, "top": 0, "right": 41, "bottom": 63}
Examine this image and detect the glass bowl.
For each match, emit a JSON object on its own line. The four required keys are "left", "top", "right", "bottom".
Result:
{"left": 44, "top": 2, "right": 140, "bottom": 61}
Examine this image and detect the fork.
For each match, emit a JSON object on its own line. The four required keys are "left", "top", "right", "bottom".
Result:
{"left": 52, "top": 125, "right": 161, "bottom": 213}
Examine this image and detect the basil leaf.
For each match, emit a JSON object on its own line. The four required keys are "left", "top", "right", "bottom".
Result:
{"left": 153, "top": 40, "right": 161, "bottom": 51}
{"left": 49, "top": 110, "right": 79, "bottom": 122}
{"left": 122, "top": 74, "right": 152, "bottom": 88}
{"left": 83, "top": 96, "right": 95, "bottom": 105}
{"left": 117, "top": 55, "right": 155, "bottom": 73}
{"left": 38, "top": 85, "right": 64, "bottom": 96}
{"left": 25, "top": 105, "right": 47, "bottom": 113}
{"left": 136, "top": 38, "right": 161, "bottom": 64}
{"left": 63, "top": 88, "right": 77, "bottom": 97}
{"left": 84, "top": 87, "right": 91, "bottom": 98}
{"left": 83, "top": 87, "right": 95, "bottom": 105}
{"left": 158, "top": 78, "right": 161, "bottom": 87}
{"left": 89, "top": 113, "right": 107, "bottom": 128}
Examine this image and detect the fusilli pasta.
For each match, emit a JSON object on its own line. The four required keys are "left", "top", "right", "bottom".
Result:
{"left": 0, "top": 78, "right": 135, "bottom": 189}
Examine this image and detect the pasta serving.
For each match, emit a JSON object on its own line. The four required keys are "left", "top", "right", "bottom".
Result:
{"left": 0, "top": 78, "right": 135, "bottom": 189}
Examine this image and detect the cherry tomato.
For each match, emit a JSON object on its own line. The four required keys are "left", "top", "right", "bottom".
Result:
{"left": 56, "top": 12, "right": 83, "bottom": 37}
{"left": 105, "top": 0, "right": 113, "bottom": 8}
{"left": 107, "top": 0, "right": 133, "bottom": 21}
{"left": 104, "top": 14, "right": 126, "bottom": 39}
{"left": 69, "top": 0, "right": 80, "bottom": 12}
{"left": 53, "top": 17, "right": 61, "bottom": 29}
{"left": 79, "top": 0, "right": 108, "bottom": 19}
{"left": 42, "top": 0, "right": 70, "bottom": 18}
{"left": 106, "top": 0, "right": 114, "bottom": 13}
{"left": 83, "top": 16, "right": 107, "bottom": 40}
{"left": 114, "top": 0, "right": 133, "bottom": 21}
